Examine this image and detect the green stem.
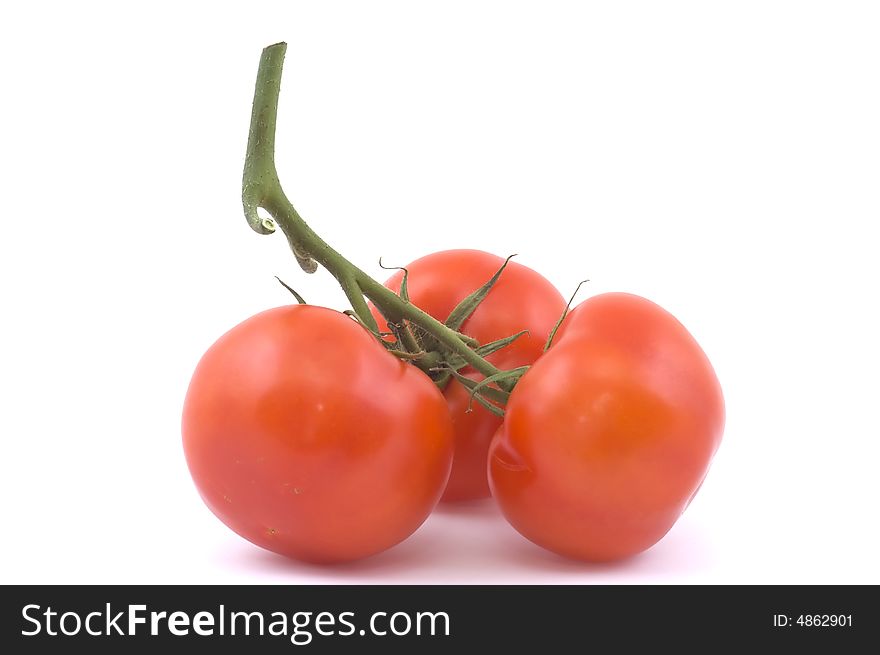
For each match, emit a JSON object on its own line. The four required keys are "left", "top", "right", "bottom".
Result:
{"left": 242, "top": 42, "right": 504, "bottom": 382}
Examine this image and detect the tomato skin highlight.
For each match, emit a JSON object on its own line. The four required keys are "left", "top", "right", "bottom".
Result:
{"left": 372, "top": 249, "right": 566, "bottom": 501}
{"left": 489, "top": 293, "right": 724, "bottom": 561}
{"left": 182, "top": 305, "right": 454, "bottom": 563}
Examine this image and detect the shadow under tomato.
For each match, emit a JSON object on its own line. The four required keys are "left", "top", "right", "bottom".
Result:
{"left": 222, "top": 505, "right": 714, "bottom": 582}
{"left": 429, "top": 497, "right": 498, "bottom": 519}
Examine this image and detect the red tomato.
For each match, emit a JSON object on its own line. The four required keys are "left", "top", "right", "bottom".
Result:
{"left": 182, "top": 305, "right": 454, "bottom": 563}
{"left": 372, "top": 250, "right": 566, "bottom": 501}
{"left": 489, "top": 293, "right": 724, "bottom": 561}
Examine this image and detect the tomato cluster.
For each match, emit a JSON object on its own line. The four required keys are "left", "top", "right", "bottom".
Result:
{"left": 183, "top": 249, "right": 724, "bottom": 564}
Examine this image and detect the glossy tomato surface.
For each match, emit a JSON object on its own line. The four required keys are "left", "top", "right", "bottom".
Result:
{"left": 372, "top": 250, "right": 566, "bottom": 501}
{"left": 182, "top": 305, "right": 454, "bottom": 563}
{"left": 489, "top": 293, "right": 724, "bottom": 561}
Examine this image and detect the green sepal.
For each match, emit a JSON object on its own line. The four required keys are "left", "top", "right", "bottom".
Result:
{"left": 453, "top": 331, "right": 479, "bottom": 347}
{"left": 443, "top": 368, "right": 511, "bottom": 405}
{"left": 343, "top": 309, "right": 395, "bottom": 345}
{"left": 469, "top": 391, "right": 506, "bottom": 417}
{"left": 275, "top": 276, "right": 307, "bottom": 304}
{"left": 445, "top": 330, "right": 529, "bottom": 371}
{"left": 378, "top": 258, "right": 411, "bottom": 304}
{"left": 434, "top": 369, "right": 506, "bottom": 417}
{"left": 444, "top": 255, "right": 516, "bottom": 331}
{"left": 466, "top": 366, "right": 529, "bottom": 409}
{"left": 544, "top": 279, "right": 589, "bottom": 352}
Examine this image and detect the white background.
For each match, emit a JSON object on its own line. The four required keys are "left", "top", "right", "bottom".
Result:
{"left": 2, "top": 1, "right": 878, "bottom": 584}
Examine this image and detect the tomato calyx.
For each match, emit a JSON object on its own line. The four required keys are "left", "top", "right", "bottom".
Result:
{"left": 372, "top": 255, "right": 530, "bottom": 391}
{"left": 241, "top": 42, "right": 530, "bottom": 413}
